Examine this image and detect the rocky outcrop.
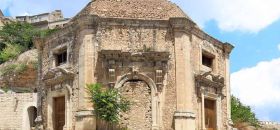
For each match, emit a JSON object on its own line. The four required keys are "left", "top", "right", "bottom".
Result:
{"left": 0, "top": 49, "right": 38, "bottom": 92}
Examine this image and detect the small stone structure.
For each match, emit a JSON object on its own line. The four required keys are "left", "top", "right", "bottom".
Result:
{"left": 0, "top": 93, "right": 37, "bottom": 130}
{"left": 34, "top": 0, "right": 234, "bottom": 130}
{"left": 0, "top": 50, "right": 38, "bottom": 130}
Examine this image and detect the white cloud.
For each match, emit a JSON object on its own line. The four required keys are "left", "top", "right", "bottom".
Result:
{"left": 172, "top": 0, "right": 280, "bottom": 32}
{"left": 0, "top": 0, "right": 90, "bottom": 18}
{"left": 231, "top": 58, "right": 280, "bottom": 120}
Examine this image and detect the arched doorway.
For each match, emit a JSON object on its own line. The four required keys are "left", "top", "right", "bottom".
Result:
{"left": 115, "top": 73, "right": 159, "bottom": 130}
{"left": 119, "top": 79, "right": 152, "bottom": 130}
{"left": 27, "top": 106, "right": 37, "bottom": 129}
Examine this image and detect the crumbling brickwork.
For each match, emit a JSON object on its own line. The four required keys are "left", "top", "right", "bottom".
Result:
{"left": 120, "top": 81, "right": 152, "bottom": 130}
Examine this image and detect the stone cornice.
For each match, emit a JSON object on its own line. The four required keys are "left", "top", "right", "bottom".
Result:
{"left": 223, "top": 42, "right": 234, "bottom": 54}
{"left": 195, "top": 71, "right": 225, "bottom": 88}
{"left": 174, "top": 111, "right": 196, "bottom": 119}
{"left": 38, "top": 14, "right": 234, "bottom": 56}
{"left": 42, "top": 66, "right": 75, "bottom": 86}
{"left": 100, "top": 50, "right": 170, "bottom": 62}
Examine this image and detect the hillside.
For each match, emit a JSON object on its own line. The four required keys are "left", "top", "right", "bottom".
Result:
{"left": 0, "top": 49, "right": 38, "bottom": 93}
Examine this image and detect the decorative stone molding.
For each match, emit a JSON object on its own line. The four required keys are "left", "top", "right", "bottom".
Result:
{"left": 174, "top": 111, "right": 196, "bottom": 119}
{"left": 75, "top": 110, "right": 95, "bottom": 118}
{"left": 223, "top": 42, "right": 234, "bottom": 54}
{"left": 195, "top": 71, "right": 224, "bottom": 88}
{"left": 99, "top": 50, "right": 170, "bottom": 62}
{"left": 100, "top": 50, "right": 169, "bottom": 91}
{"left": 42, "top": 67, "right": 75, "bottom": 86}
{"left": 201, "top": 40, "right": 216, "bottom": 54}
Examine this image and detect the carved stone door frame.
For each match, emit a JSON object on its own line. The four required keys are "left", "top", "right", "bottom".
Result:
{"left": 200, "top": 87, "right": 222, "bottom": 130}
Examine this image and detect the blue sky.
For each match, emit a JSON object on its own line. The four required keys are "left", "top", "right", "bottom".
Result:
{"left": 1, "top": 0, "right": 280, "bottom": 122}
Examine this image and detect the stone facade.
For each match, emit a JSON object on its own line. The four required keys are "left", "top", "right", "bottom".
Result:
{"left": 35, "top": 0, "right": 234, "bottom": 130}
{"left": 0, "top": 93, "right": 37, "bottom": 130}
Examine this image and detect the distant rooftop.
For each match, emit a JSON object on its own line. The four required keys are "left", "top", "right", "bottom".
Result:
{"left": 16, "top": 10, "right": 62, "bottom": 18}
{"left": 76, "top": 0, "right": 192, "bottom": 20}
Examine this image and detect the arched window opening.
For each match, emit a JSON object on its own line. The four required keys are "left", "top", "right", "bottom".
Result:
{"left": 27, "top": 106, "right": 37, "bottom": 128}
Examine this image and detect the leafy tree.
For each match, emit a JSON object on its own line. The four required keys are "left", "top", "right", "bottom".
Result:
{"left": 0, "top": 21, "right": 57, "bottom": 63}
{"left": 87, "top": 84, "right": 130, "bottom": 123}
{"left": 231, "top": 95, "right": 259, "bottom": 127}
{"left": 0, "top": 21, "right": 38, "bottom": 51}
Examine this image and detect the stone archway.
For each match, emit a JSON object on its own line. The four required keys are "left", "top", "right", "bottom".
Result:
{"left": 27, "top": 106, "right": 37, "bottom": 128}
{"left": 115, "top": 73, "right": 159, "bottom": 130}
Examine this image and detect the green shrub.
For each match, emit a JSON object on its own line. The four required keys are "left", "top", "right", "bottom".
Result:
{"left": 0, "top": 22, "right": 58, "bottom": 63}
{"left": 0, "top": 63, "right": 27, "bottom": 76}
{"left": 0, "top": 44, "right": 23, "bottom": 62}
{"left": 87, "top": 84, "right": 130, "bottom": 123}
{"left": 231, "top": 95, "right": 260, "bottom": 127}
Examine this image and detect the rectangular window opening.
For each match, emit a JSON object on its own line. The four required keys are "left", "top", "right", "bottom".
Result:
{"left": 108, "top": 69, "right": 116, "bottom": 83}
{"left": 202, "top": 53, "right": 214, "bottom": 69}
{"left": 155, "top": 70, "right": 163, "bottom": 85}
{"left": 55, "top": 50, "right": 67, "bottom": 66}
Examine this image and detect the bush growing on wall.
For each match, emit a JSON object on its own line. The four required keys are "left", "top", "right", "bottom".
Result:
{"left": 87, "top": 83, "right": 130, "bottom": 123}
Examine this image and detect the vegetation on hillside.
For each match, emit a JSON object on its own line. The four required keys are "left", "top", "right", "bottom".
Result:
{"left": 231, "top": 95, "right": 260, "bottom": 127}
{"left": 87, "top": 83, "right": 130, "bottom": 123}
{"left": 0, "top": 21, "right": 57, "bottom": 63}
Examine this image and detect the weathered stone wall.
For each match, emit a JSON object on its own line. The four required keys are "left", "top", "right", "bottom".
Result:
{"left": 0, "top": 93, "right": 37, "bottom": 130}
{"left": 40, "top": 25, "right": 82, "bottom": 129}
{"left": 38, "top": 12, "right": 232, "bottom": 130}
{"left": 190, "top": 34, "right": 229, "bottom": 130}
{"left": 119, "top": 81, "right": 152, "bottom": 130}
{"left": 95, "top": 20, "right": 176, "bottom": 130}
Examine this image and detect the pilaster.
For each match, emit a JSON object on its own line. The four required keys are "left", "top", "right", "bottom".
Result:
{"left": 170, "top": 17, "right": 196, "bottom": 130}
{"left": 77, "top": 32, "right": 97, "bottom": 130}
{"left": 223, "top": 43, "right": 234, "bottom": 129}
{"left": 33, "top": 38, "right": 45, "bottom": 129}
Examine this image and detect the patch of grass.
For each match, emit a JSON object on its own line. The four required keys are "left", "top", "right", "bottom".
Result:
{"left": 30, "top": 60, "right": 38, "bottom": 70}
{"left": 0, "top": 44, "right": 24, "bottom": 62}
{"left": 0, "top": 63, "right": 28, "bottom": 76}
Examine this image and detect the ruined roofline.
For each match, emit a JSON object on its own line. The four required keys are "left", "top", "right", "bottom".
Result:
{"left": 35, "top": 15, "right": 233, "bottom": 54}
{"left": 72, "top": 0, "right": 192, "bottom": 21}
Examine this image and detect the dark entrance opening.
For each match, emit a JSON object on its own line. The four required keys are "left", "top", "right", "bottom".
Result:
{"left": 27, "top": 106, "right": 37, "bottom": 128}
{"left": 205, "top": 99, "right": 216, "bottom": 130}
{"left": 54, "top": 96, "right": 65, "bottom": 130}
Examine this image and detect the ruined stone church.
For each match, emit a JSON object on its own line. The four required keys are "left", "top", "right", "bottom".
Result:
{"left": 34, "top": 0, "right": 234, "bottom": 130}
